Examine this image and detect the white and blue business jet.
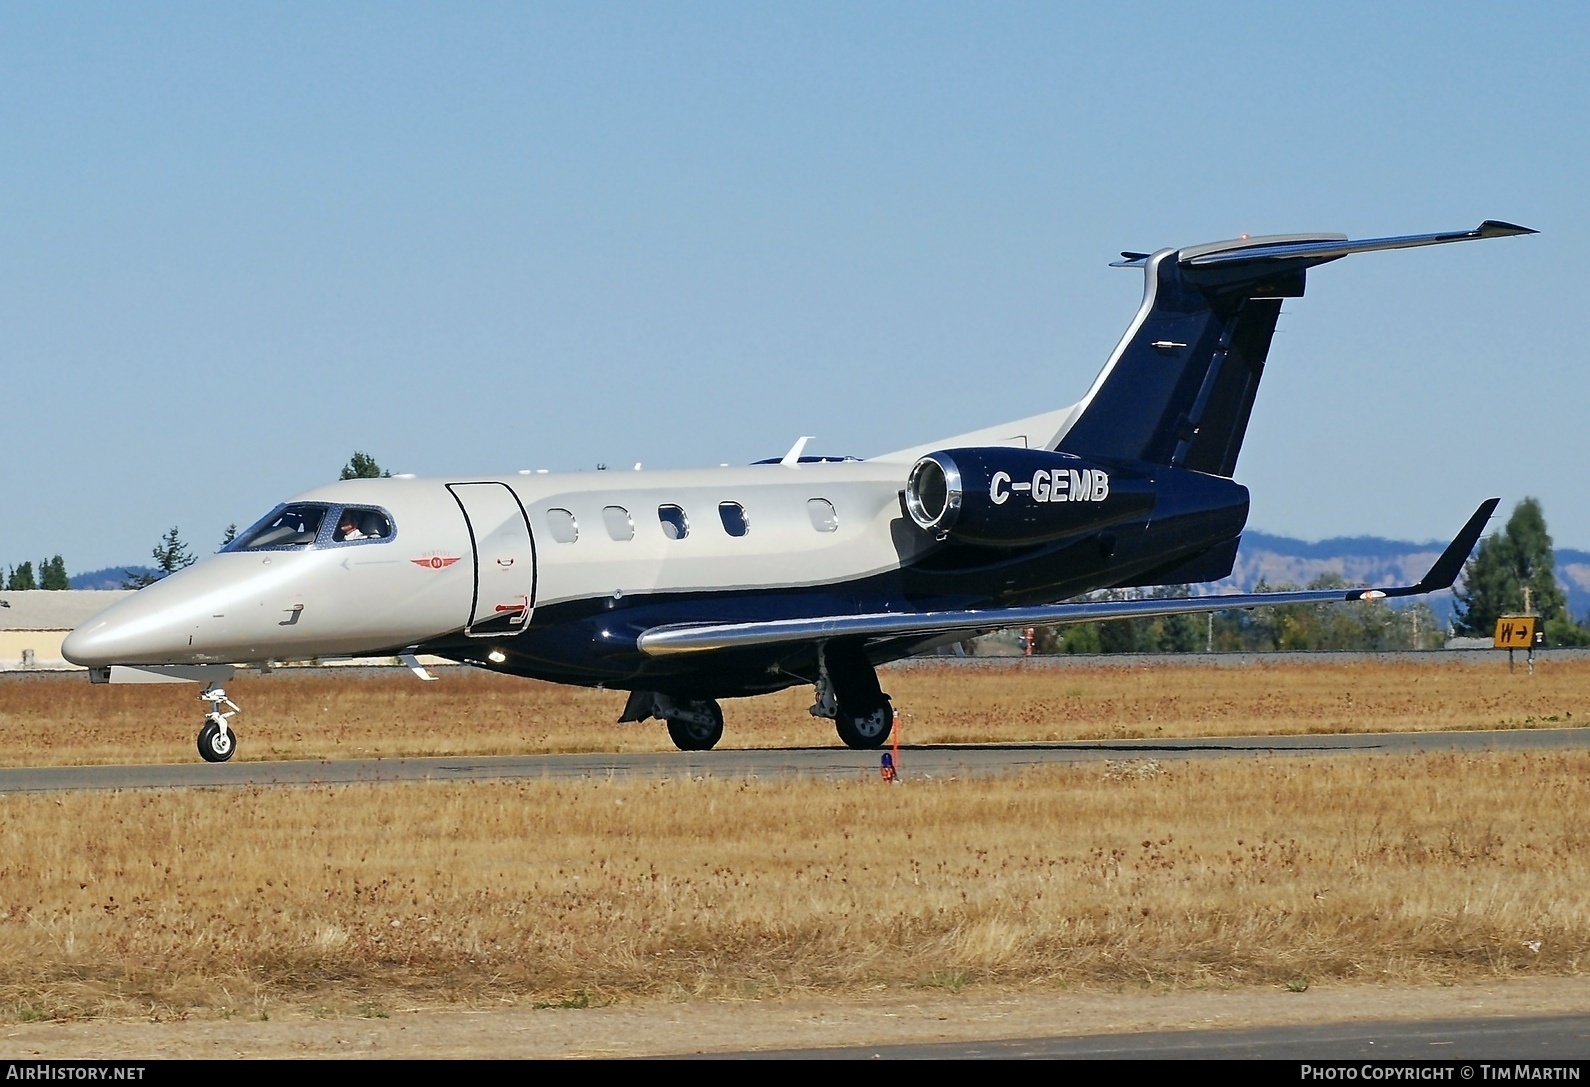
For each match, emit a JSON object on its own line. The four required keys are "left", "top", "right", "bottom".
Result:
{"left": 64, "top": 221, "right": 1530, "bottom": 761}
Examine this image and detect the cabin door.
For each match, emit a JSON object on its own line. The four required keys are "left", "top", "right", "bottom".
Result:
{"left": 446, "top": 482, "right": 537, "bottom": 637}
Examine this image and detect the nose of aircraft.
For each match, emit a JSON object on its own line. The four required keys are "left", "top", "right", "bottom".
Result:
{"left": 61, "top": 572, "right": 209, "bottom": 667}
{"left": 62, "top": 593, "right": 174, "bottom": 667}
{"left": 60, "top": 618, "right": 109, "bottom": 667}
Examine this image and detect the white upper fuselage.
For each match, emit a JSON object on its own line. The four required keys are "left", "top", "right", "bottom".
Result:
{"left": 62, "top": 398, "right": 1085, "bottom": 672}
{"left": 60, "top": 460, "right": 918, "bottom": 667}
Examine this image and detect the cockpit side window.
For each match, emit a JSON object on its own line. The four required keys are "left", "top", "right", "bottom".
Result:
{"left": 228, "top": 504, "right": 329, "bottom": 552}
{"left": 332, "top": 506, "right": 395, "bottom": 544}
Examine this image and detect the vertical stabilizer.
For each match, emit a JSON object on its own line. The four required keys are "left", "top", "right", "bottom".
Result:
{"left": 1055, "top": 221, "right": 1535, "bottom": 475}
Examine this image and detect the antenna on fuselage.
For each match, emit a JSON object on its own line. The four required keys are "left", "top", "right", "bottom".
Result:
{"left": 780, "top": 436, "right": 814, "bottom": 467}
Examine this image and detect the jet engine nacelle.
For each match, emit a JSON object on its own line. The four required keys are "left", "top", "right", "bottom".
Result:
{"left": 904, "top": 447, "right": 1156, "bottom": 547}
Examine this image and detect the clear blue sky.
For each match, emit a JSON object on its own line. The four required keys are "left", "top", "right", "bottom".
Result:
{"left": 2, "top": 3, "right": 1585, "bottom": 574}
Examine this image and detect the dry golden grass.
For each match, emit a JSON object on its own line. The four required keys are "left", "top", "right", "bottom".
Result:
{"left": 0, "top": 751, "right": 1584, "bottom": 1021}
{"left": 0, "top": 655, "right": 1585, "bottom": 766}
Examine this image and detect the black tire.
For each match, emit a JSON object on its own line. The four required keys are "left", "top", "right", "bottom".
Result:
{"left": 197, "top": 720, "right": 236, "bottom": 763}
{"left": 665, "top": 700, "right": 724, "bottom": 751}
{"left": 835, "top": 700, "right": 893, "bottom": 750}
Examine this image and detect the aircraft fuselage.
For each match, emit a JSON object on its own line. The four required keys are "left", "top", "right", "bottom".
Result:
{"left": 63, "top": 455, "right": 1247, "bottom": 698}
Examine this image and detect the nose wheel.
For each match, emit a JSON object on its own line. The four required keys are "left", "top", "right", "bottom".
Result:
{"left": 196, "top": 685, "right": 239, "bottom": 763}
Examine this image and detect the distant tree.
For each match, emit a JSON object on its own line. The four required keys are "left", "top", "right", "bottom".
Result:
{"left": 340, "top": 452, "right": 392, "bottom": 480}
{"left": 1052, "top": 623, "right": 1102, "bottom": 655}
{"left": 220, "top": 524, "right": 238, "bottom": 548}
{"left": 1452, "top": 532, "right": 1518, "bottom": 636}
{"left": 1031, "top": 586, "right": 1200, "bottom": 655}
{"left": 1547, "top": 613, "right": 1590, "bottom": 647}
{"left": 123, "top": 527, "right": 196, "bottom": 588}
{"left": 154, "top": 527, "right": 195, "bottom": 575}
{"left": 39, "top": 556, "right": 69, "bottom": 590}
{"left": 6, "top": 562, "right": 36, "bottom": 591}
{"left": 1453, "top": 497, "right": 1571, "bottom": 641}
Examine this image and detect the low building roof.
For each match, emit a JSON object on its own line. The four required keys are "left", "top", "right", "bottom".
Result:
{"left": 0, "top": 590, "right": 134, "bottom": 631}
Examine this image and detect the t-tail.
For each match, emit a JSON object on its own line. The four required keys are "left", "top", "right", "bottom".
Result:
{"left": 1054, "top": 220, "right": 1536, "bottom": 475}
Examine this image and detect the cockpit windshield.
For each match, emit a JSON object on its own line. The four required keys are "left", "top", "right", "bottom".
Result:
{"left": 224, "top": 502, "right": 396, "bottom": 553}
{"left": 229, "top": 504, "right": 328, "bottom": 551}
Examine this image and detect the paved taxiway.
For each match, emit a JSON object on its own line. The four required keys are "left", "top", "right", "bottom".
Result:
{"left": 714, "top": 1013, "right": 1590, "bottom": 1059}
{"left": 1, "top": 726, "right": 1586, "bottom": 794}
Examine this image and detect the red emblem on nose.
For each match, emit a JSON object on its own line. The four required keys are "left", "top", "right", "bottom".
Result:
{"left": 412, "top": 555, "right": 461, "bottom": 570}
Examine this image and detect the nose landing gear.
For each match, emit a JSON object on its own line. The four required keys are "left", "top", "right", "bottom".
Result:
{"left": 196, "top": 685, "right": 240, "bottom": 763}
{"left": 618, "top": 690, "right": 725, "bottom": 751}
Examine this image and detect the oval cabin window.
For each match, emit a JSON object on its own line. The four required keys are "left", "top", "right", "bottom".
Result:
{"left": 718, "top": 501, "right": 749, "bottom": 537}
{"left": 807, "top": 498, "right": 838, "bottom": 533}
{"left": 546, "top": 508, "right": 578, "bottom": 544}
{"left": 658, "top": 504, "right": 690, "bottom": 540}
{"left": 602, "top": 505, "right": 634, "bottom": 542}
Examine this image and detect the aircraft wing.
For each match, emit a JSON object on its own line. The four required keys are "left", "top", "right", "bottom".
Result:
{"left": 636, "top": 499, "right": 1498, "bottom": 657}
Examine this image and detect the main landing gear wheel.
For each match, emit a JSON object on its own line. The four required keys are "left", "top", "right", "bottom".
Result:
{"left": 196, "top": 684, "right": 240, "bottom": 763}
{"left": 665, "top": 699, "right": 724, "bottom": 752}
{"left": 813, "top": 644, "right": 894, "bottom": 750}
{"left": 197, "top": 719, "right": 235, "bottom": 762}
{"left": 835, "top": 699, "right": 893, "bottom": 750}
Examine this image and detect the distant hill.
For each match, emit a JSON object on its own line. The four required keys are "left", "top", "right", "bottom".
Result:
{"left": 69, "top": 566, "right": 154, "bottom": 590}
{"left": 1558, "top": 549, "right": 1590, "bottom": 619}
{"left": 1207, "top": 534, "right": 1590, "bottom": 627}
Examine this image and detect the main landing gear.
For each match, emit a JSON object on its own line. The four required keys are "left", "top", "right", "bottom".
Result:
{"left": 196, "top": 684, "right": 240, "bottom": 763}
{"left": 619, "top": 691, "right": 725, "bottom": 751}
{"left": 621, "top": 644, "right": 893, "bottom": 753}
{"left": 810, "top": 644, "right": 894, "bottom": 750}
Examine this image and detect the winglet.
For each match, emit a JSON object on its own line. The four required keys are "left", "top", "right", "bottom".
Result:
{"left": 1365, "top": 498, "right": 1500, "bottom": 599}
{"left": 1476, "top": 220, "right": 1538, "bottom": 239}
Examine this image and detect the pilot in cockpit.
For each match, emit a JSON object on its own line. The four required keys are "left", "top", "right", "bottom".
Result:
{"left": 335, "top": 511, "right": 368, "bottom": 542}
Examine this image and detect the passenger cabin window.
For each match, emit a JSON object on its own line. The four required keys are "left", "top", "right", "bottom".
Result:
{"left": 658, "top": 504, "right": 689, "bottom": 540}
{"left": 230, "top": 503, "right": 328, "bottom": 551}
{"left": 807, "top": 498, "right": 838, "bottom": 533}
{"left": 603, "top": 505, "right": 635, "bottom": 541}
{"left": 719, "top": 501, "right": 749, "bottom": 537}
{"left": 546, "top": 508, "right": 579, "bottom": 544}
{"left": 332, "top": 507, "right": 394, "bottom": 544}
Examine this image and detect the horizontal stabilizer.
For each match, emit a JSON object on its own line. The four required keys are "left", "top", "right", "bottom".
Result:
{"left": 636, "top": 501, "right": 1499, "bottom": 657}
{"left": 1180, "top": 221, "right": 1536, "bottom": 270}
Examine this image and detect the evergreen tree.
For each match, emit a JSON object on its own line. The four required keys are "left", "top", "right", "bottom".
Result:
{"left": 1453, "top": 497, "right": 1569, "bottom": 638}
{"left": 220, "top": 524, "right": 238, "bottom": 548}
{"left": 39, "top": 556, "right": 69, "bottom": 590}
{"left": 6, "top": 562, "right": 37, "bottom": 591}
{"left": 340, "top": 452, "right": 391, "bottom": 480}
{"left": 152, "top": 527, "right": 195, "bottom": 576}
{"left": 123, "top": 527, "right": 196, "bottom": 588}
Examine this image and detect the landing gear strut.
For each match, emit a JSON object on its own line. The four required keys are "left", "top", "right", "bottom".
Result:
{"left": 620, "top": 691, "right": 725, "bottom": 751}
{"left": 197, "top": 684, "right": 239, "bottom": 763}
{"left": 810, "top": 644, "right": 893, "bottom": 750}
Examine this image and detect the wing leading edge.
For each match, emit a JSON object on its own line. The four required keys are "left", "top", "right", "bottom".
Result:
{"left": 636, "top": 500, "right": 1499, "bottom": 658}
